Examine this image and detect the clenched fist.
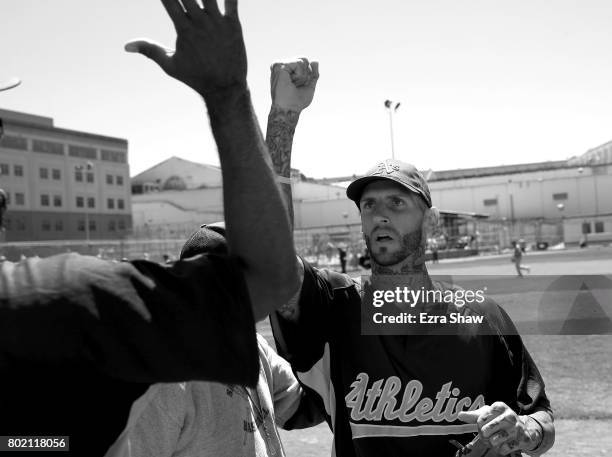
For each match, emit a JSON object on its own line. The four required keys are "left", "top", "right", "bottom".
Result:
{"left": 270, "top": 58, "right": 319, "bottom": 112}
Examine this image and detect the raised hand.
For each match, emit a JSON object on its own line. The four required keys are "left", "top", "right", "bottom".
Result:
{"left": 125, "top": 0, "right": 247, "bottom": 98}
{"left": 270, "top": 58, "right": 319, "bottom": 112}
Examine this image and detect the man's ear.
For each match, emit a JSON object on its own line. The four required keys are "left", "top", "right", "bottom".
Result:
{"left": 422, "top": 206, "right": 440, "bottom": 235}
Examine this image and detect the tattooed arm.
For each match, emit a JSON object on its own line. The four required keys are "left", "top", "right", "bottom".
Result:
{"left": 266, "top": 58, "right": 319, "bottom": 322}
{"left": 266, "top": 58, "right": 319, "bottom": 226}
{"left": 266, "top": 105, "right": 300, "bottom": 223}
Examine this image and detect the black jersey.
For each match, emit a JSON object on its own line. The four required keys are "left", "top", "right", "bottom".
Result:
{"left": 272, "top": 260, "right": 551, "bottom": 457}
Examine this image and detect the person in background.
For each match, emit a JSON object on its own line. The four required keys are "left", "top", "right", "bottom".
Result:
{"left": 512, "top": 240, "right": 530, "bottom": 277}
{"left": 337, "top": 245, "right": 347, "bottom": 273}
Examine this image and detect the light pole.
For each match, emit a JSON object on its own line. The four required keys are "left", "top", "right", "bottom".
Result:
{"left": 75, "top": 161, "right": 94, "bottom": 246}
{"left": 384, "top": 100, "right": 401, "bottom": 159}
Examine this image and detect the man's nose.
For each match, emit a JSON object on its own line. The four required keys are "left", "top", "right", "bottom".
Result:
{"left": 372, "top": 207, "right": 390, "bottom": 224}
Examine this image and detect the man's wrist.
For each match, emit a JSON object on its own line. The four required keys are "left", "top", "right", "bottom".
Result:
{"left": 202, "top": 84, "right": 250, "bottom": 108}
{"left": 269, "top": 104, "right": 301, "bottom": 122}
{"left": 521, "top": 415, "right": 543, "bottom": 453}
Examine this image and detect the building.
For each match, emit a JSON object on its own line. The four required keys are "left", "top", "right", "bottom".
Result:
{"left": 0, "top": 108, "right": 132, "bottom": 242}
{"left": 130, "top": 138, "right": 612, "bottom": 249}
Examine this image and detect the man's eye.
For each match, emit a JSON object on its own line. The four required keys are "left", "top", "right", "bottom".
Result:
{"left": 361, "top": 201, "right": 374, "bottom": 210}
{"left": 391, "top": 198, "right": 404, "bottom": 206}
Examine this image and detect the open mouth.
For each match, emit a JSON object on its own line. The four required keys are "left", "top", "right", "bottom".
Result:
{"left": 375, "top": 234, "right": 394, "bottom": 242}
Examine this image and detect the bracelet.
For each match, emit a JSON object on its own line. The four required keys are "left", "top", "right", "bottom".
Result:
{"left": 277, "top": 175, "right": 292, "bottom": 185}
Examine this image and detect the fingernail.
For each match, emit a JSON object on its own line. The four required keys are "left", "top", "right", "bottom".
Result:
{"left": 124, "top": 42, "right": 139, "bottom": 53}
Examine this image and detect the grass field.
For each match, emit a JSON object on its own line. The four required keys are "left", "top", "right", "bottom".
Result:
{"left": 258, "top": 245, "right": 612, "bottom": 456}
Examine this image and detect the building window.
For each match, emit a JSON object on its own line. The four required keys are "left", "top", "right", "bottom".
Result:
{"left": 77, "top": 220, "right": 85, "bottom": 232}
{"left": 117, "top": 199, "right": 125, "bottom": 210}
{"left": 39, "top": 167, "right": 49, "bottom": 179}
{"left": 32, "top": 139, "right": 64, "bottom": 156}
{"left": 0, "top": 135, "right": 28, "bottom": 150}
{"left": 52, "top": 168, "right": 61, "bottom": 180}
{"left": 595, "top": 221, "right": 604, "bottom": 233}
{"left": 55, "top": 220, "right": 63, "bottom": 231}
{"left": 75, "top": 170, "right": 83, "bottom": 182}
{"left": 87, "top": 197, "right": 95, "bottom": 209}
{"left": 108, "top": 220, "right": 116, "bottom": 232}
{"left": 483, "top": 198, "right": 498, "bottom": 206}
{"left": 15, "top": 193, "right": 25, "bottom": 206}
{"left": 101, "top": 149, "right": 127, "bottom": 163}
{"left": 553, "top": 192, "right": 568, "bottom": 201}
{"left": 0, "top": 163, "right": 9, "bottom": 175}
{"left": 107, "top": 198, "right": 114, "bottom": 210}
{"left": 53, "top": 195, "right": 62, "bottom": 207}
{"left": 116, "top": 175, "right": 124, "bottom": 186}
{"left": 89, "top": 220, "right": 96, "bottom": 231}
{"left": 86, "top": 172, "right": 94, "bottom": 183}
{"left": 76, "top": 196, "right": 84, "bottom": 208}
{"left": 118, "top": 219, "right": 126, "bottom": 231}
{"left": 106, "top": 174, "right": 113, "bottom": 185}
{"left": 13, "top": 165, "right": 23, "bottom": 177}
{"left": 40, "top": 194, "right": 50, "bottom": 206}
{"left": 41, "top": 220, "right": 51, "bottom": 231}
{"left": 582, "top": 222, "right": 591, "bottom": 234}
{"left": 68, "top": 145, "right": 97, "bottom": 160}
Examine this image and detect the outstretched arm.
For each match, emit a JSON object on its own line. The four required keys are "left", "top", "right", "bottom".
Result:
{"left": 265, "top": 59, "right": 318, "bottom": 323}
{"left": 266, "top": 58, "right": 319, "bottom": 226}
{"left": 125, "top": 0, "right": 298, "bottom": 320}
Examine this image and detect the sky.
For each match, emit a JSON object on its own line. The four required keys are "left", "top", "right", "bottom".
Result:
{"left": 1, "top": 0, "right": 611, "bottom": 179}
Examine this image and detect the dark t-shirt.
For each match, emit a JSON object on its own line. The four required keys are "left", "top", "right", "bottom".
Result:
{"left": 272, "top": 261, "right": 551, "bottom": 457}
{"left": 0, "top": 253, "right": 258, "bottom": 456}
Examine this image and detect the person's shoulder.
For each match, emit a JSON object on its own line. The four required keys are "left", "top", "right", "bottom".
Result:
{"left": 301, "top": 258, "right": 359, "bottom": 292}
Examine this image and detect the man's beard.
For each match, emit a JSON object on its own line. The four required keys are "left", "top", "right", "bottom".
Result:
{"left": 365, "top": 228, "right": 423, "bottom": 267}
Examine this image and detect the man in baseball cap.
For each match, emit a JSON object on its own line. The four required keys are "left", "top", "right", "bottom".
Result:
{"left": 346, "top": 158, "right": 432, "bottom": 208}
{"left": 264, "top": 60, "right": 555, "bottom": 457}
{"left": 344, "top": 158, "right": 438, "bottom": 270}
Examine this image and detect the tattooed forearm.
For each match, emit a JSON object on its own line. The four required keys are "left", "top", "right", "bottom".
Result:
{"left": 266, "top": 105, "right": 300, "bottom": 176}
{"left": 523, "top": 410, "right": 555, "bottom": 455}
{"left": 266, "top": 105, "right": 300, "bottom": 225}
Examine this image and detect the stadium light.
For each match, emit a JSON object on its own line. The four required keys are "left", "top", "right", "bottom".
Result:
{"left": 384, "top": 100, "right": 401, "bottom": 159}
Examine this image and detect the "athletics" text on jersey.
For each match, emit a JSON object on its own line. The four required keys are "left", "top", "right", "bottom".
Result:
{"left": 345, "top": 373, "right": 485, "bottom": 423}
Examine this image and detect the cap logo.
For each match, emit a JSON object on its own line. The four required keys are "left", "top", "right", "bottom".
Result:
{"left": 374, "top": 160, "right": 400, "bottom": 176}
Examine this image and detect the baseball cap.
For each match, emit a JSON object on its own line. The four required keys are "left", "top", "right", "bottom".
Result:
{"left": 180, "top": 221, "right": 227, "bottom": 260}
{"left": 346, "top": 159, "right": 432, "bottom": 208}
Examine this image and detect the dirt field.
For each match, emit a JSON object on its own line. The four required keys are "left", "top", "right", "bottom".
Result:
{"left": 259, "top": 245, "right": 612, "bottom": 456}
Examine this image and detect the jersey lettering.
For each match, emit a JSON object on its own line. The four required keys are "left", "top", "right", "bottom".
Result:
{"left": 345, "top": 373, "right": 485, "bottom": 424}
